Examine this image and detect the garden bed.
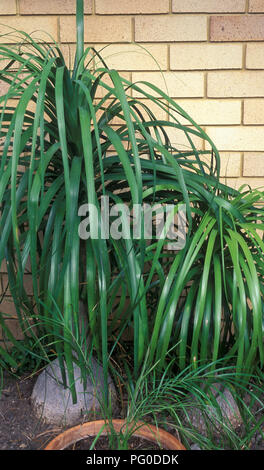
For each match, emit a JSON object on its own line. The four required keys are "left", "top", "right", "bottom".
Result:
{"left": 0, "top": 371, "right": 263, "bottom": 451}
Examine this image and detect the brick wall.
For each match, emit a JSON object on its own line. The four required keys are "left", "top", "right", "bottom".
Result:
{"left": 0, "top": 0, "right": 263, "bottom": 185}
{"left": 1, "top": 1, "right": 264, "bottom": 342}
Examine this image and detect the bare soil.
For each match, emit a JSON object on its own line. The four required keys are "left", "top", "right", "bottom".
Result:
{"left": 0, "top": 372, "right": 63, "bottom": 450}
{"left": 68, "top": 436, "right": 163, "bottom": 451}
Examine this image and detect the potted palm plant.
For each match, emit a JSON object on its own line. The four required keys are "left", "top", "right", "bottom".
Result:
{"left": 0, "top": 0, "right": 263, "bottom": 439}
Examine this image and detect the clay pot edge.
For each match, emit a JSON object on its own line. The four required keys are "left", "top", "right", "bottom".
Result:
{"left": 44, "top": 419, "right": 186, "bottom": 450}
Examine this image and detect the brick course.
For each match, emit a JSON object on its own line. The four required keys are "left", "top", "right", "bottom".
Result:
{"left": 249, "top": 0, "right": 264, "bottom": 12}
{"left": 246, "top": 44, "right": 264, "bottom": 68}
{"left": 244, "top": 99, "right": 264, "bottom": 124}
{"left": 0, "top": 0, "right": 16, "bottom": 15}
{"left": 207, "top": 71, "right": 264, "bottom": 97}
{"left": 135, "top": 15, "right": 207, "bottom": 42}
{"left": 172, "top": 0, "right": 246, "bottom": 13}
{"left": 92, "top": 44, "right": 168, "bottom": 71}
{"left": 205, "top": 126, "right": 264, "bottom": 151}
{"left": 132, "top": 72, "right": 204, "bottom": 98}
{"left": 210, "top": 15, "right": 264, "bottom": 41}
{"left": 170, "top": 44, "right": 243, "bottom": 70}
{"left": 220, "top": 153, "right": 241, "bottom": 177}
{"left": 60, "top": 16, "right": 131, "bottom": 43}
{"left": 95, "top": 0, "right": 170, "bottom": 15}
{"left": 172, "top": 100, "right": 242, "bottom": 125}
{"left": 244, "top": 153, "right": 264, "bottom": 176}
{"left": 19, "top": 0, "right": 92, "bottom": 15}
{"left": 0, "top": 16, "right": 58, "bottom": 42}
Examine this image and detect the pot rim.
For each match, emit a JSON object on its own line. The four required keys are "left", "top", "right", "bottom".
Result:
{"left": 44, "top": 419, "right": 186, "bottom": 450}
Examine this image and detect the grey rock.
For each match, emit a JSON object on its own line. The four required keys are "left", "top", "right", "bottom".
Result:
{"left": 184, "top": 383, "right": 242, "bottom": 434}
{"left": 31, "top": 357, "right": 117, "bottom": 426}
{"left": 190, "top": 443, "right": 202, "bottom": 450}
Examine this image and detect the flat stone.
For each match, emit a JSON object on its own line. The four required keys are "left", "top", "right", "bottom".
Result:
{"left": 31, "top": 357, "right": 117, "bottom": 426}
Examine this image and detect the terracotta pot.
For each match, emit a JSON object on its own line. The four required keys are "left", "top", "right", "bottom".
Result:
{"left": 45, "top": 419, "right": 186, "bottom": 450}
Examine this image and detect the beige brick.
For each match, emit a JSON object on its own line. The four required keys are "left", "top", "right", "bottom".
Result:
{"left": 1, "top": 274, "right": 33, "bottom": 296}
{"left": 95, "top": 0, "right": 169, "bottom": 14}
{"left": 0, "top": 56, "right": 23, "bottom": 70}
{"left": 164, "top": 126, "right": 205, "bottom": 151}
{"left": 59, "top": 43, "right": 75, "bottom": 68}
{"left": 207, "top": 71, "right": 264, "bottom": 97}
{"left": 171, "top": 100, "right": 241, "bottom": 125}
{"left": 93, "top": 44, "right": 167, "bottom": 71}
{"left": 219, "top": 177, "right": 236, "bottom": 188}
{"left": 132, "top": 98, "right": 168, "bottom": 121}
{"left": 94, "top": 72, "right": 131, "bottom": 99}
{"left": 0, "top": 319, "right": 24, "bottom": 341}
{"left": 60, "top": 16, "right": 131, "bottom": 43}
{"left": 1, "top": 97, "right": 49, "bottom": 121}
{"left": 243, "top": 153, "right": 264, "bottom": 176}
{"left": 172, "top": 0, "right": 246, "bottom": 13}
{"left": 244, "top": 99, "right": 264, "bottom": 124}
{"left": 0, "top": 261, "right": 7, "bottom": 273}
{"left": 0, "top": 298, "right": 17, "bottom": 316}
{"left": 96, "top": 99, "right": 125, "bottom": 126}
{"left": 19, "top": 0, "right": 92, "bottom": 14}
{"left": 246, "top": 178, "right": 264, "bottom": 189}
{"left": 210, "top": 15, "right": 264, "bottom": 41}
{"left": 222, "top": 177, "right": 264, "bottom": 190}
{"left": 0, "top": 0, "right": 16, "bottom": 14}
{"left": 0, "top": 83, "right": 40, "bottom": 104}
{"left": 218, "top": 177, "right": 243, "bottom": 190}
{"left": 0, "top": 16, "right": 58, "bottom": 43}
{"left": 219, "top": 152, "right": 241, "bottom": 177}
{"left": 60, "top": 43, "right": 96, "bottom": 69}
{"left": 135, "top": 15, "right": 207, "bottom": 42}
{"left": 132, "top": 72, "right": 204, "bottom": 98}
{"left": 98, "top": 97, "right": 168, "bottom": 124}
{"left": 246, "top": 44, "right": 264, "bottom": 69}
{"left": 170, "top": 44, "right": 243, "bottom": 70}
{"left": 249, "top": 0, "right": 264, "bottom": 12}
{"left": 199, "top": 153, "right": 241, "bottom": 177}
{"left": 205, "top": 126, "right": 264, "bottom": 151}
{"left": 0, "top": 80, "right": 11, "bottom": 95}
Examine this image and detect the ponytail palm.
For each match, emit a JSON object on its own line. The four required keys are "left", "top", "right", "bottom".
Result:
{"left": 150, "top": 190, "right": 264, "bottom": 374}
{"left": 0, "top": 1, "right": 263, "bottom": 404}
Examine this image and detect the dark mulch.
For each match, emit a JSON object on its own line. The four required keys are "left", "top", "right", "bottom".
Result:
{"left": 0, "top": 371, "right": 63, "bottom": 450}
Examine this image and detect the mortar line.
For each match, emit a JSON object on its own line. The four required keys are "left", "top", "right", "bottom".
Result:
{"left": 167, "top": 44, "right": 170, "bottom": 71}
{"left": 206, "top": 14, "right": 210, "bottom": 42}
{"left": 131, "top": 16, "right": 135, "bottom": 42}
{"left": 204, "top": 72, "right": 208, "bottom": 98}
{"left": 241, "top": 153, "right": 244, "bottom": 177}
{"left": 57, "top": 17, "right": 61, "bottom": 45}
{"left": 245, "top": 0, "right": 250, "bottom": 13}
{"left": 242, "top": 43, "right": 247, "bottom": 70}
